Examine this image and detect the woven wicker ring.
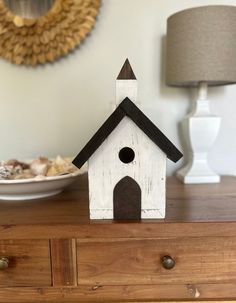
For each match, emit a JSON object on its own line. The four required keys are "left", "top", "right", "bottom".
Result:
{"left": 0, "top": 0, "right": 101, "bottom": 65}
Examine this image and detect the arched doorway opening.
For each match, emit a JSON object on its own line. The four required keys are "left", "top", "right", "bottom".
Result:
{"left": 113, "top": 176, "right": 141, "bottom": 220}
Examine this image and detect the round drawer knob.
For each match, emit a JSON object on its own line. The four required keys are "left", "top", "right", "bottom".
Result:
{"left": 161, "top": 255, "right": 175, "bottom": 270}
{"left": 0, "top": 257, "right": 9, "bottom": 270}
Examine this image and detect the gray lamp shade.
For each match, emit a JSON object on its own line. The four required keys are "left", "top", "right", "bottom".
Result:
{"left": 166, "top": 5, "right": 236, "bottom": 87}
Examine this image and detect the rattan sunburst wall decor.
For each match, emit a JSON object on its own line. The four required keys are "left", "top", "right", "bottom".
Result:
{"left": 0, "top": 0, "right": 101, "bottom": 66}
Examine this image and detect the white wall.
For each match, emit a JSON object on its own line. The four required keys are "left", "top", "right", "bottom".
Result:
{"left": 0, "top": 0, "right": 235, "bottom": 176}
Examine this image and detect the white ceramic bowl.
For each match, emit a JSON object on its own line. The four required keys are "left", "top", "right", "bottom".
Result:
{"left": 0, "top": 170, "right": 84, "bottom": 201}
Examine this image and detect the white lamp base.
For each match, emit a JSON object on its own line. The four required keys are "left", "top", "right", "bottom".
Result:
{"left": 177, "top": 161, "right": 220, "bottom": 184}
{"left": 177, "top": 82, "right": 221, "bottom": 184}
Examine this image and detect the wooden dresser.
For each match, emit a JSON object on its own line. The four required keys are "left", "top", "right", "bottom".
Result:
{"left": 0, "top": 174, "right": 236, "bottom": 302}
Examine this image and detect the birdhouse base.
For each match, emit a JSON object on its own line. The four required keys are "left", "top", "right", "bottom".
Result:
{"left": 89, "top": 209, "right": 165, "bottom": 220}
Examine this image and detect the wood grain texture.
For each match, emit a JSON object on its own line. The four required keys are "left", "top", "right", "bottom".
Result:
{"left": 0, "top": 175, "right": 236, "bottom": 239}
{"left": 0, "top": 240, "right": 51, "bottom": 287}
{"left": 0, "top": 176, "right": 235, "bottom": 302}
{"left": 50, "top": 239, "right": 77, "bottom": 287}
{"left": 77, "top": 237, "right": 236, "bottom": 285}
{"left": 0, "top": 284, "right": 236, "bottom": 302}
{"left": 3, "top": 222, "right": 236, "bottom": 240}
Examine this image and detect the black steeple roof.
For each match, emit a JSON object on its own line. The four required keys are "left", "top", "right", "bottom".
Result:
{"left": 117, "top": 59, "right": 136, "bottom": 80}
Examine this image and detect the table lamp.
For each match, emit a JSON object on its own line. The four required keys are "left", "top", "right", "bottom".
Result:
{"left": 166, "top": 5, "right": 236, "bottom": 184}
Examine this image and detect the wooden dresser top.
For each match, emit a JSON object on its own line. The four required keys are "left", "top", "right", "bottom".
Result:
{"left": 0, "top": 174, "right": 235, "bottom": 239}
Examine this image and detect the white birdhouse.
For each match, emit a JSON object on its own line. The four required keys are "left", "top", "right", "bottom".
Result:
{"left": 73, "top": 60, "right": 182, "bottom": 220}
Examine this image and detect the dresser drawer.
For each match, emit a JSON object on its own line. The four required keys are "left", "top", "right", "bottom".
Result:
{"left": 77, "top": 237, "right": 236, "bottom": 285}
{"left": 0, "top": 240, "right": 51, "bottom": 287}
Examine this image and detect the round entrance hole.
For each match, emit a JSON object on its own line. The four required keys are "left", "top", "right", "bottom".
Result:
{"left": 119, "top": 147, "right": 135, "bottom": 164}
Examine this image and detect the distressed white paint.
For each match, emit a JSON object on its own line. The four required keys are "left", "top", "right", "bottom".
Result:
{"left": 88, "top": 116, "right": 166, "bottom": 219}
{"left": 116, "top": 80, "right": 138, "bottom": 106}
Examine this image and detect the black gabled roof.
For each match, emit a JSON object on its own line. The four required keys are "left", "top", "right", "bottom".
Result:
{"left": 73, "top": 98, "right": 183, "bottom": 168}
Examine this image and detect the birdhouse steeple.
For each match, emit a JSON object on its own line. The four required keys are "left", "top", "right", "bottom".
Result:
{"left": 117, "top": 59, "right": 136, "bottom": 80}
{"left": 116, "top": 59, "right": 138, "bottom": 106}
{"left": 73, "top": 60, "right": 183, "bottom": 220}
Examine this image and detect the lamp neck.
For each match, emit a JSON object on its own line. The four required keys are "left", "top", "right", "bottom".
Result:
{"left": 198, "top": 81, "right": 208, "bottom": 100}
{"left": 193, "top": 81, "right": 210, "bottom": 116}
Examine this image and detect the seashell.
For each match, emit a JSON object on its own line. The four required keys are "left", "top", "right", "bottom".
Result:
{"left": 30, "top": 157, "right": 51, "bottom": 176}
{"left": 0, "top": 165, "right": 12, "bottom": 180}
